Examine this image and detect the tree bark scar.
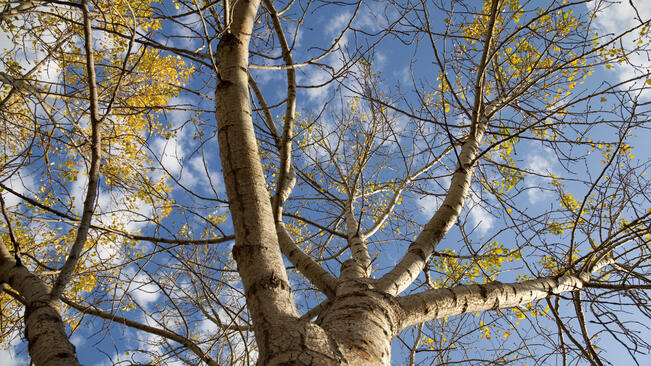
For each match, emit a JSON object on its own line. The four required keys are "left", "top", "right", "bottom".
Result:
{"left": 216, "top": 75, "right": 233, "bottom": 89}
{"left": 216, "top": 33, "right": 243, "bottom": 89}
{"left": 460, "top": 297, "right": 468, "bottom": 314}
{"left": 505, "top": 283, "right": 515, "bottom": 304}
{"left": 217, "top": 32, "right": 243, "bottom": 53}
{"left": 492, "top": 285, "right": 501, "bottom": 309}
{"left": 231, "top": 242, "right": 241, "bottom": 262}
{"left": 25, "top": 305, "right": 73, "bottom": 354}
{"left": 408, "top": 247, "right": 427, "bottom": 262}
{"left": 247, "top": 271, "right": 291, "bottom": 295}
{"left": 478, "top": 283, "right": 488, "bottom": 300}
{"left": 450, "top": 288, "right": 458, "bottom": 307}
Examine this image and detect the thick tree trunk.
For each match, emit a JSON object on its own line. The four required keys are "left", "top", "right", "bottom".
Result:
{"left": 316, "top": 260, "right": 403, "bottom": 365}
{"left": 237, "top": 258, "right": 609, "bottom": 365}
{"left": 0, "top": 243, "right": 79, "bottom": 366}
{"left": 257, "top": 261, "right": 401, "bottom": 365}
{"left": 214, "top": 2, "right": 400, "bottom": 363}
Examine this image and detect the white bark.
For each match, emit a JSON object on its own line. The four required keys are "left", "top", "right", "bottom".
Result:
{"left": 215, "top": 0, "right": 297, "bottom": 320}
{"left": 0, "top": 243, "right": 79, "bottom": 365}
{"left": 398, "top": 257, "right": 614, "bottom": 329}
{"left": 277, "top": 223, "right": 337, "bottom": 297}
{"left": 345, "top": 208, "right": 371, "bottom": 277}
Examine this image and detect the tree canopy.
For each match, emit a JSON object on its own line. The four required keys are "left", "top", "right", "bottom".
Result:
{"left": 0, "top": 0, "right": 649, "bottom": 365}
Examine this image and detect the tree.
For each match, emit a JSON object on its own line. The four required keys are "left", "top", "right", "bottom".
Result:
{"left": 0, "top": 0, "right": 649, "bottom": 365}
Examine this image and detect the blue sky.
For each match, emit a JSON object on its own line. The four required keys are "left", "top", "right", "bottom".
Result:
{"left": 0, "top": 0, "right": 650, "bottom": 365}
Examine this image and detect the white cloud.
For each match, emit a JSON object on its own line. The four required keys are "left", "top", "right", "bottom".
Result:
{"left": 417, "top": 194, "right": 439, "bottom": 217}
{"left": 527, "top": 150, "right": 553, "bottom": 175}
{"left": 199, "top": 318, "right": 218, "bottom": 334}
{"left": 589, "top": 1, "right": 651, "bottom": 100}
{"left": 470, "top": 205, "right": 494, "bottom": 234}
{"left": 130, "top": 272, "right": 161, "bottom": 307}
{"left": 327, "top": 12, "right": 352, "bottom": 39}
{"left": 526, "top": 184, "right": 550, "bottom": 205}
{"left": 0, "top": 335, "right": 27, "bottom": 366}
{"left": 180, "top": 154, "right": 224, "bottom": 193}
{"left": 114, "top": 268, "right": 161, "bottom": 309}
{"left": 70, "top": 167, "right": 88, "bottom": 215}
{"left": 1, "top": 172, "right": 34, "bottom": 208}
{"left": 0, "top": 17, "right": 61, "bottom": 85}
{"left": 153, "top": 136, "right": 184, "bottom": 176}
{"left": 394, "top": 66, "right": 411, "bottom": 86}
{"left": 298, "top": 13, "right": 353, "bottom": 103}
{"left": 0, "top": 348, "right": 25, "bottom": 366}
{"left": 0, "top": 28, "right": 12, "bottom": 52}
{"left": 70, "top": 333, "right": 86, "bottom": 348}
{"left": 170, "top": 12, "right": 201, "bottom": 51}
{"left": 525, "top": 145, "right": 555, "bottom": 204}
{"left": 303, "top": 63, "right": 337, "bottom": 102}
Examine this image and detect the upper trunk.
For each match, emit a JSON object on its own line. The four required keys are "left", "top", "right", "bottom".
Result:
{"left": 262, "top": 261, "right": 402, "bottom": 365}
{"left": 316, "top": 262, "right": 404, "bottom": 365}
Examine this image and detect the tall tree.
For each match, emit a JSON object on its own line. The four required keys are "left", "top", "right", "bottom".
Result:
{"left": 0, "top": 0, "right": 649, "bottom": 365}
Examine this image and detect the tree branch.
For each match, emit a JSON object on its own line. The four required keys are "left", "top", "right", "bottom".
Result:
{"left": 50, "top": 0, "right": 103, "bottom": 300}
{"left": 398, "top": 256, "right": 614, "bottom": 329}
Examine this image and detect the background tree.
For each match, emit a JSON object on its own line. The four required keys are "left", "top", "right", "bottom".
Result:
{"left": 0, "top": 0, "right": 649, "bottom": 365}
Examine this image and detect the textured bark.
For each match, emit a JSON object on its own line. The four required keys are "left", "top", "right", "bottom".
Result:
{"left": 277, "top": 222, "right": 337, "bottom": 297}
{"left": 398, "top": 256, "right": 613, "bottom": 329}
{"left": 0, "top": 244, "right": 79, "bottom": 366}
{"left": 316, "top": 260, "right": 404, "bottom": 365}
{"left": 214, "top": 0, "right": 303, "bottom": 362}
{"left": 345, "top": 209, "right": 371, "bottom": 277}
{"left": 212, "top": 1, "right": 615, "bottom": 364}
{"left": 247, "top": 253, "right": 615, "bottom": 365}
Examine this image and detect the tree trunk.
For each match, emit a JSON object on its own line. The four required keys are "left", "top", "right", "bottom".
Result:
{"left": 0, "top": 243, "right": 79, "bottom": 366}
{"left": 257, "top": 262, "right": 401, "bottom": 365}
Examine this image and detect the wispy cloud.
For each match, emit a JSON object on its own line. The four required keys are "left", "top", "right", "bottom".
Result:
{"left": 0, "top": 336, "right": 27, "bottom": 366}
{"left": 589, "top": 1, "right": 651, "bottom": 100}
{"left": 525, "top": 145, "right": 555, "bottom": 204}
{"left": 470, "top": 205, "right": 494, "bottom": 234}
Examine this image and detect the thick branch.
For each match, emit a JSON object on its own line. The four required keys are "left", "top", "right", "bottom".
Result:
{"left": 375, "top": 119, "right": 489, "bottom": 295}
{"left": 214, "top": 0, "right": 298, "bottom": 342}
{"left": 398, "top": 257, "right": 614, "bottom": 329}
{"left": 276, "top": 223, "right": 336, "bottom": 297}
{"left": 376, "top": 0, "right": 500, "bottom": 296}
{"left": 344, "top": 207, "right": 371, "bottom": 276}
